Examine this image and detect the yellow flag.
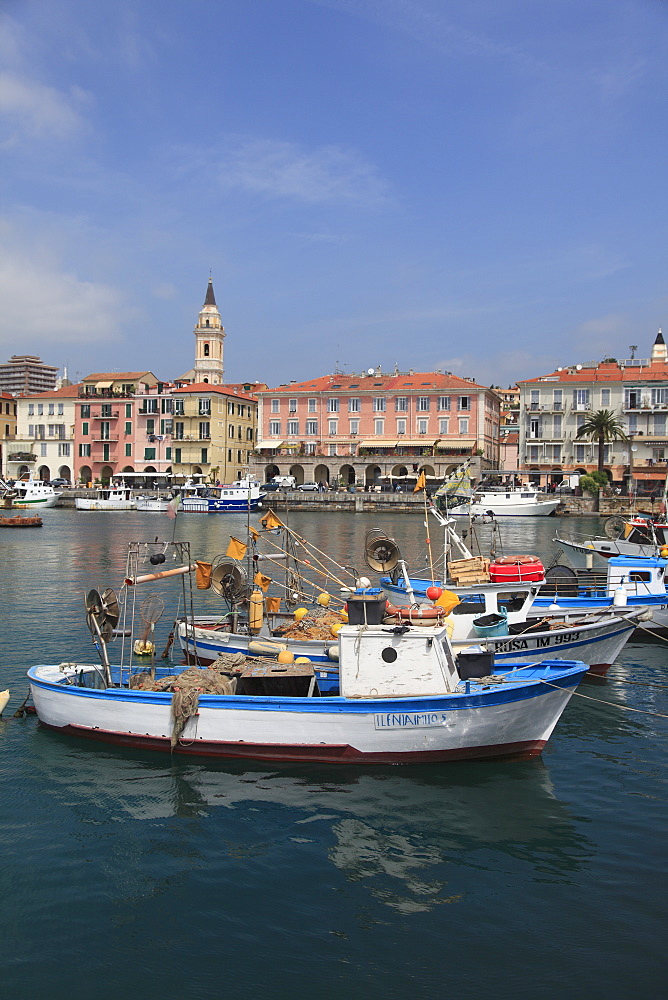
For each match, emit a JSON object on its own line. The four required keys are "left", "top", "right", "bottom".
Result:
{"left": 226, "top": 536, "right": 247, "bottom": 560}
{"left": 261, "top": 510, "right": 284, "bottom": 530}
{"left": 253, "top": 571, "right": 272, "bottom": 592}
{"left": 266, "top": 596, "right": 281, "bottom": 613}
{"left": 195, "top": 561, "right": 212, "bottom": 590}
{"left": 249, "top": 526, "right": 259, "bottom": 542}
{"left": 413, "top": 472, "right": 426, "bottom": 492}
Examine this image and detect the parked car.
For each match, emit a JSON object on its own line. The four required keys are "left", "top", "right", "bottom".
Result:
{"left": 297, "top": 482, "right": 319, "bottom": 492}
{"left": 263, "top": 481, "right": 282, "bottom": 491}
{"left": 49, "top": 478, "right": 71, "bottom": 487}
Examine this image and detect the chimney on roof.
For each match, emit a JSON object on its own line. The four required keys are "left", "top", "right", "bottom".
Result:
{"left": 652, "top": 329, "right": 667, "bottom": 364}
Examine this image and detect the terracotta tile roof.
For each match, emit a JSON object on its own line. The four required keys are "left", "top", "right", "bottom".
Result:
{"left": 172, "top": 382, "right": 256, "bottom": 401}
{"left": 261, "top": 371, "right": 488, "bottom": 393}
{"left": 519, "top": 362, "right": 668, "bottom": 385}
{"left": 22, "top": 384, "right": 83, "bottom": 398}
{"left": 82, "top": 371, "right": 158, "bottom": 382}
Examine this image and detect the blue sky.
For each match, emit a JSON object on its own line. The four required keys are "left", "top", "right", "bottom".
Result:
{"left": 2, "top": 0, "right": 667, "bottom": 388}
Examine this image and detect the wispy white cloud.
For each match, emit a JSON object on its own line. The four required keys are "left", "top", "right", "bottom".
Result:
{"left": 0, "top": 71, "right": 87, "bottom": 145}
{"left": 216, "top": 137, "right": 392, "bottom": 206}
{"left": 0, "top": 221, "right": 124, "bottom": 349}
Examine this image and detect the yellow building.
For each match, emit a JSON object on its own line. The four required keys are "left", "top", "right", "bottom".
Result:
{"left": 0, "top": 391, "right": 18, "bottom": 477}
{"left": 170, "top": 383, "right": 257, "bottom": 481}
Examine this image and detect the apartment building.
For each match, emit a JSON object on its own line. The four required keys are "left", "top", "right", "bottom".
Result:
{"left": 251, "top": 368, "right": 499, "bottom": 487}
{"left": 518, "top": 332, "right": 668, "bottom": 493}
{"left": 170, "top": 383, "right": 257, "bottom": 482}
{"left": 8, "top": 385, "right": 80, "bottom": 482}
{"left": 0, "top": 392, "right": 18, "bottom": 477}
{"left": 0, "top": 354, "right": 58, "bottom": 395}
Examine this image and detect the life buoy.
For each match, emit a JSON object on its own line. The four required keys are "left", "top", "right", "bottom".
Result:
{"left": 493, "top": 554, "right": 541, "bottom": 565}
{"left": 385, "top": 603, "right": 446, "bottom": 623}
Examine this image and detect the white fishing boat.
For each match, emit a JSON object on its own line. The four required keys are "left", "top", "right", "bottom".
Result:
{"left": 27, "top": 546, "right": 588, "bottom": 763}
{"left": 0, "top": 475, "right": 60, "bottom": 509}
{"left": 136, "top": 495, "right": 172, "bottom": 512}
{"left": 555, "top": 516, "right": 668, "bottom": 568}
{"left": 444, "top": 484, "right": 560, "bottom": 517}
{"left": 75, "top": 485, "right": 137, "bottom": 510}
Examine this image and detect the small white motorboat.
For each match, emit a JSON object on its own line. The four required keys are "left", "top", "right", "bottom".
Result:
{"left": 444, "top": 484, "right": 560, "bottom": 517}
{"left": 1, "top": 475, "right": 60, "bottom": 509}
{"left": 75, "top": 485, "right": 137, "bottom": 510}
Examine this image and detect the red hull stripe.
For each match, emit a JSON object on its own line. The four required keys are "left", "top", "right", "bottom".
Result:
{"left": 43, "top": 722, "right": 546, "bottom": 763}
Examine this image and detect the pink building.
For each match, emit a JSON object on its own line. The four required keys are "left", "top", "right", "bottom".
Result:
{"left": 251, "top": 368, "right": 499, "bottom": 488}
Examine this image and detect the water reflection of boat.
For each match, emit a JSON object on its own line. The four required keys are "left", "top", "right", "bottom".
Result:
{"left": 28, "top": 741, "right": 592, "bottom": 905}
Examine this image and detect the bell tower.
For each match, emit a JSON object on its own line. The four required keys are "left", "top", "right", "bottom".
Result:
{"left": 193, "top": 277, "right": 225, "bottom": 384}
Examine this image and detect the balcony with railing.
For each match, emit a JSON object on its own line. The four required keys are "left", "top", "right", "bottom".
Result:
{"left": 91, "top": 411, "right": 119, "bottom": 419}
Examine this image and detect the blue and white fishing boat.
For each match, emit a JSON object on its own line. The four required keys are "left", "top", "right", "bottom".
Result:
{"left": 179, "top": 477, "right": 265, "bottom": 513}
{"left": 28, "top": 611, "right": 587, "bottom": 764}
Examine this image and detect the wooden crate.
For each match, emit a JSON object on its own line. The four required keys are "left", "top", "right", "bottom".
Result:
{"left": 449, "top": 557, "right": 490, "bottom": 584}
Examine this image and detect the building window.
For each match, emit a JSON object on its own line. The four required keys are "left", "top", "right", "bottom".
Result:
{"left": 438, "top": 396, "right": 450, "bottom": 410}
{"left": 57, "top": 404, "right": 64, "bottom": 416}
{"left": 40, "top": 443, "right": 47, "bottom": 456}
{"left": 329, "top": 444, "right": 337, "bottom": 456}
{"left": 228, "top": 449, "right": 232, "bottom": 462}
{"left": 575, "top": 444, "right": 586, "bottom": 462}
{"left": 348, "top": 398, "right": 360, "bottom": 412}
{"left": 146, "top": 419, "right": 155, "bottom": 435}
{"left": 395, "top": 397, "right": 408, "bottom": 412}
{"left": 397, "top": 419, "right": 406, "bottom": 435}
{"left": 37, "top": 404, "right": 43, "bottom": 416}
{"left": 551, "top": 444, "right": 561, "bottom": 462}
{"left": 203, "top": 343, "right": 209, "bottom": 356}
{"left": 175, "top": 448, "right": 181, "bottom": 463}
{"left": 374, "top": 419, "right": 384, "bottom": 435}
{"left": 601, "top": 389, "right": 610, "bottom": 407}
{"left": 144, "top": 447, "right": 156, "bottom": 460}
{"left": 174, "top": 422, "right": 184, "bottom": 440}
{"left": 417, "top": 397, "right": 430, "bottom": 412}
{"left": 459, "top": 418, "right": 469, "bottom": 434}
{"left": 228, "top": 425, "right": 235, "bottom": 438}
{"left": 288, "top": 398, "right": 297, "bottom": 412}
{"left": 553, "top": 389, "right": 562, "bottom": 409}
{"left": 373, "top": 397, "right": 386, "bottom": 412}
{"left": 458, "top": 396, "right": 470, "bottom": 410}
{"left": 125, "top": 421, "right": 132, "bottom": 435}
{"left": 81, "top": 404, "right": 90, "bottom": 418}
{"left": 271, "top": 399, "right": 280, "bottom": 413}
{"left": 82, "top": 422, "right": 89, "bottom": 436}
{"left": 350, "top": 419, "right": 359, "bottom": 435}
{"left": 308, "top": 398, "right": 317, "bottom": 412}
{"left": 418, "top": 419, "right": 428, "bottom": 434}
{"left": 174, "top": 400, "right": 184, "bottom": 415}
{"left": 198, "top": 399, "right": 211, "bottom": 416}
{"left": 651, "top": 387, "right": 668, "bottom": 405}
{"left": 58, "top": 443, "right": 70, "bottom": 457}
{"left": 305, "top": 442, "right": 316, "bottom": 455}
{"left": 100, "top": 421, "right": 110, "bottom": 440}
{"left": 201, "top": 448, "right": 208, "bottom": 464}
{"left": 529, "top": 418, "right": 540, "bottom": 439}
{"left": 530, "top": 390, "right": 540, "bottom": 409}
{"left": 199, "top": 421, "right": 210, "bottom": 439}
{"left": 326, "top": 398, "right": 339, "bottom": 413}
{"left": 328, "top": 420, "right": 337, "bottom": 435}
{"left": 269, "top": 421, "right": 280, "bottom": 435}
{"left": 574, "top": 389, "right": 590, "bottom": 410}
{"left": 528, "top": 445, "right": 539, "bottom": 462}
{"left": 101, "top": 404, "right": 112, "bottom": 417}
{"left": 654, "top": 414, "right": 666, "bottom": 435}
{"left": 165, "top": 447, "right": 171, "bottom": 459}
{"left": 28, "top": 404, "right": 34, "bottom": 416}
{"left": 125, "top": 444, "right": 132, "bottom": 457}
{"left": 627, "top": 414, "right": 638, "bottom": 434}
{"left": 79, "top": 443, "right": 91, "bottom": 457}
{"left": 228, "top": 401, "right": 234, "bottom": 415}
{"left": 306, "top": 420, "right": 318, "bottom": 435}
{"left": 287, "top": 420, "right": 299, "bottom": 435}
{"left": 439, "top": 418, "right": 449, "bottom": 434}
{"left": 553, "top": 415, "right": 562, "bottom": 436}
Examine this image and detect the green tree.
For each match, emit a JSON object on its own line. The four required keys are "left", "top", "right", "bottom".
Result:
{"left": 575, "top": 410, "right": 627, "bottom": 510}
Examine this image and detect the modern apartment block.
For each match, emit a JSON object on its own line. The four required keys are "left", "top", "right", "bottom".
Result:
{"left": 518, "top": 332, "right": 668, "bottom": 493}
{"left": 250, "top": 368, "right": 499, "bottom": 487}
{"left": 0, "top": 355, "right": 58, "bottom": 395}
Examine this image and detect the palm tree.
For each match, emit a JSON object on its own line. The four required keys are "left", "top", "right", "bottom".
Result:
{"left": 575, "top": 409, "right": 628, "bottom": 509}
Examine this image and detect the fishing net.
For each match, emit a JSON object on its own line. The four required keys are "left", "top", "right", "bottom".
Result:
{"left": 275, "top": 609, "right": 348, "bottom": 641}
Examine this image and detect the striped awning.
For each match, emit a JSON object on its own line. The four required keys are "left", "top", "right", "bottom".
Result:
{"left": 95, "top": 381, "right": 113, "bottom": 389}
{"left": 257, "top": 440, "right": 284, "bottom": 449}
{"left": 435, "top": 440, "right": 475, "bottom": 450}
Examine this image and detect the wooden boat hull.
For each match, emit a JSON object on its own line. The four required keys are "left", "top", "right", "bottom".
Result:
{"left": 28, "top": 660, "right": 585, "bottom": 763}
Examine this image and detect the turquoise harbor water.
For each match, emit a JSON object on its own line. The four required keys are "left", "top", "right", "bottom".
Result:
{"left": 0, "top": 508, "right": 666, "bottom": 999}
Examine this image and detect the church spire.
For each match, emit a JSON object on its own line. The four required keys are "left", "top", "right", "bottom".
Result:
{"left": 651, "top": 328, "right": 667, "bottom": 365}
{"left": 204, "top": 276, "right": 216, "bottom": 307}
{"left": 193, "top": 276, "right": 225, "bottom": 384}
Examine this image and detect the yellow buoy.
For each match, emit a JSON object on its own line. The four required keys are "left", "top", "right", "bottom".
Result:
{"left": 339, "top": 610, "right": 348, "bottom": 622}
{"left": 295, "top": 657, "right": 311, "bottom": 664}
{"left": 330, "top": 622, "right": 343, "bottom": 637}
{"left": 660, "top": 546, "right": 668, "bottom": 559}
{"left": 317, "top": 592, "right": 331, "bottom": 607}
{"left": 277, "top": 649, "right": 295, "bottom": 664}
{"left": 294, "top": 607, "right": 309, "bottom": 621}
{"left": 249, "top": 589, "right": 264, "bottom": 634}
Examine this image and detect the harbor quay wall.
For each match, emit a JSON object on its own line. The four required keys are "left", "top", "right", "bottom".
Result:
{"left": 55, "top": 490, "right": 660, "bottom": 516}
